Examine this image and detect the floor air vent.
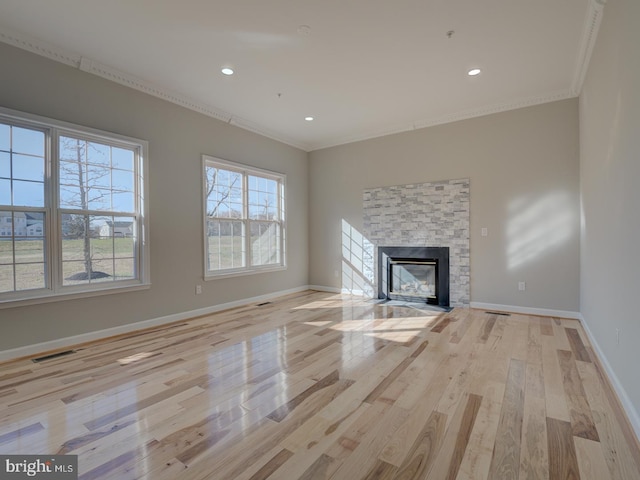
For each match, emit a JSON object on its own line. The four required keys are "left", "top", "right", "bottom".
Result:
{"left": 256, "top": 302, "right": 272, "bottom": 307}
{"left": 484, "top": 311, "right": 511, "bottom": 316}
{"left": 32, "top": 350, "right": 77, "bottom": 363}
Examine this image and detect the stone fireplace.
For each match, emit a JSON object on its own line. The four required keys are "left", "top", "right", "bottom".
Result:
{"left": 363, "top": 178, "right": 469, "bottom": 307}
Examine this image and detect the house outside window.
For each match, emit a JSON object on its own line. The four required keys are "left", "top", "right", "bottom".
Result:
{"left": 203, "top": 155, "right": 286, "bottom": 278}
{"left": 0, "top": 107, "right": 149, "bottom": 306}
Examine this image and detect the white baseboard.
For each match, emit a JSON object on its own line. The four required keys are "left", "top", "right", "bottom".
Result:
{"left": 0, "top": 285, "right": 310, "bottom": 363}
{"left": 470, "top": 302, "right": 581, "bottom": 319}
{"left": 579, "top": 313, "right": 640, "bottom": 441}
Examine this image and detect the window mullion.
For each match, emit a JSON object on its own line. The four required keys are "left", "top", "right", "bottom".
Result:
{"left": 49, "top": 127, "right": 60, "bottom": 293}
{"left": 243, "top": 171, "right": 250, "bottom": 268}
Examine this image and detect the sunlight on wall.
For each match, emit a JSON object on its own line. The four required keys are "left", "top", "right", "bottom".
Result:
{"left": 507, "top": 192, "right": 574, "bottom": 270}
{"left": 341, "top": 219, "right": 375, "bottom": 297}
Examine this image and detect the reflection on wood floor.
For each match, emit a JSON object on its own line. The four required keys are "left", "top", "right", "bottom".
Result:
{"left": 1, "top": 290, "right": 639, "bottom": 479}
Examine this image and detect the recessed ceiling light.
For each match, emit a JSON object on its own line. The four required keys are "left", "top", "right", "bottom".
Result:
{"left": 305, "top": 116, "right": 314, "bottom": 121}
{"left": 221, "top": 67, "right": 234, "bottom": 76}
{"left": 468, "top": 68, "right": 481, "bottom": 76}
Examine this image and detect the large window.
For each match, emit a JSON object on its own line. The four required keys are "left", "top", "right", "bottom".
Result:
{"left": 203, "top": 156, "right": 285, "bottom": 277}
{"left": 0, "top": 107, "right": 149, "bottom": 306}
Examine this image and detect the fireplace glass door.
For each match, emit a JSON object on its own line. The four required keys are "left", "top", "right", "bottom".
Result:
{"left": 389, "top": 259, "right": 437, "bottom": 301}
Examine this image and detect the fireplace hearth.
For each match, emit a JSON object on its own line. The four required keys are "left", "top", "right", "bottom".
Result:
{"left": 378, "top": 246, "right": 449, "bottom": 307}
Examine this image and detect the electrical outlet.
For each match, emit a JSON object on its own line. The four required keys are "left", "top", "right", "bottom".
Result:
{"left": 616, "top": 328, "right": 620, "bottom": 346}
{"left": 518, "top": 281, "right": 526, "bottom": 291}
{"left": 195, "top": 285, "right": 202, "bottom": 295}
{"left": 481, "top": 227, "right": 488, "bottom": 237}
{"left": 334, "top": 269, "right": 339, "bottom": 278}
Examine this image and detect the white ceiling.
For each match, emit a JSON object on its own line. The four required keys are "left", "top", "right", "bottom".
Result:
{"left": 0, "top": 0, "right": 603, "bottom": 151}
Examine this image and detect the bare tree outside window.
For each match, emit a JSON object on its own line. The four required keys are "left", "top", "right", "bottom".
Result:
{"left": 203, "top": 156, "right": 285, "bottom": 275}
{"left": 0, "top": 108, "right": 148, "bottom": 304}
{"left": 59, "top": 136, "right": 137, "bottom": 284}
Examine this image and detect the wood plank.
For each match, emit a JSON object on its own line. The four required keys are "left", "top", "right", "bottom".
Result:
{"left": 392, "top": 410, "right": 447, "bottom": 479}
{"left": 565, "top": 328, "right": 592, "bottom": 363}
{"left": 557, "top": 349, "right": 600, "bottom": 441}
{"left": 246, "top": 449, "right": 294, "bottom": 480}
{"left": 487, "top": 358, "right": 526, "bottom": 480}
{"left": 574, "top": 437, "right": 612, "bottom": 480}
{"left": 546, "top": 417, "right": 580, "bottom": 480}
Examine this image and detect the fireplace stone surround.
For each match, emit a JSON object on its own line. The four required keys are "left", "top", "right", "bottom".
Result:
{"left": 363, "top": 178, "right": 470, "bottom": 307}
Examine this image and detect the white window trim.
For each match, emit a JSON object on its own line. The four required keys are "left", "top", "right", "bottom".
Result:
{"left": 0, "top": 106, "right": 150, "bottom": 309}
{"left": 202, "top": 155, "right": 286, "bottom": 280}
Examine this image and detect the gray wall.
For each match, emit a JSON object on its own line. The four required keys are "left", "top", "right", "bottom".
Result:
{"left": 309, "top": 99, "right": 580, "bottom": 312}
{"left": 580, "top": 0, "right": 640, "bottom": 419}
{"left": 0, "top": 42, "right": 309, "bottom": 351}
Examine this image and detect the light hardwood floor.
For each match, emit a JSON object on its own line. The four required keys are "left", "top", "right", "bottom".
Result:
{"left": 1, "top": 290, "right": 639, "bottom": 479}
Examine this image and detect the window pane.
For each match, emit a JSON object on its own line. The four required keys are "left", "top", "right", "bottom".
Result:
{"left": 112, "top": 147, "right": 134, "bottom": 170}
{"left": 90, "top": 259, "right": 114, "bottom": 282}
{"left": 15, "top": 237, "right": 45, "bottom": 264}
{"left": 59, "top": 185, "right": 82, "bottom": 209}
{"left": 87, "top": 188, "right": 111, "bottom": 211}
{"left": 0, "top": 152, "right": 9, "bottom": 178}
{"left": 59, "top": 160, "right": 82, "bottom": 186}
{"left": 0, "top": 265, "right": 13, "bottom": 293}
{"left": 115, "top": 257, "right": 135, "bottom": 280}
{"left": 0, "top": 124, "right": 9, "bottom": 152}
{"left": 13, "top": 154, "right": 44, "bottom": 182}
{"left": 16, "top": 212, "right": 45, "bottom": 262}
{"left": 12, "top": 127, "right": 44, "bottom": 157}
{"left": 15, "top": 263, "right": 45, "bottom": 290}
{"left": 112, "top": 169, "right": 134, "bottom": 192}
{"left": 61, "top": 260, "right": 86, "bottom": 285}
{"left": 0, "top": 179, "right": 9, "bottom": 205}
{"left": 207, "top": 219, "right": 245, "bottom": 270}
{"left": 61, "top": 214, "right": 135, "bottom": 285}
{"left": 13, "top": 180, "right": 44, "bottom": 207}
{"left": 250, "top": 222, "right": 281, "bottom": 266}
{"left": 0, "top": 225, "right": 12, "bottom": 264}
{"left": 248, "top": 176, "right": 278, "bottom": 220}
{"left": 87, "top": 142, "right": 110, "bottom": 166}
{"left": 59, "top": 137, "right": 86, "bottom": 162}
{"left": 61, "top": 214, "right": 91, "bottom": 262}
{"left": 205, "top": 166, "right": 243, "bottom": 220}
{"left": 112, "top": 191, "right": 134, "bottom": 213}
{"left": 87, "top": 163, "right": 111, "bottom": 189}
{"left": 114, "top": 236, "right": 135, "bottom": 258}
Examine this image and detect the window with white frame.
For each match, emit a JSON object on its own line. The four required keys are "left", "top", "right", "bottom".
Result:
{"left": 0, "top": 107, "right": 149, "bottom": 305}
{"left": 203, "top": 156, "right": 285, "bottom": 277}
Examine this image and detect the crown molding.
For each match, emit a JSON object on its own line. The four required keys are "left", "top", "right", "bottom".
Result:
{"left": 308, "top": 89, "right": 577, "bottom": 151}
{"left": 0, "top": 27, "right": 80, "bottom": 68}
{"left": 571, "top": 0, "right": 606, "bottom": 95}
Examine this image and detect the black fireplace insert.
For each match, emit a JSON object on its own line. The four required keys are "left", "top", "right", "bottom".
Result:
{"left": 378, "top": 246, "right": 449, "bottom": 307}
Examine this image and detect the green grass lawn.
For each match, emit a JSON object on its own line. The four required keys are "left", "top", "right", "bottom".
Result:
{"left": 0, "top": 237, "right": 136, "bottom": 292}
